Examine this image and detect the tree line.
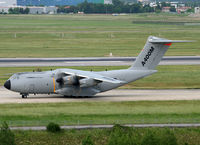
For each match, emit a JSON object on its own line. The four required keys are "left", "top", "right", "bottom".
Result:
{"left": 8, "top": 8, "right": 30, "bottom": 14}
{"left": 0, "top": 0, "right": 197, "bottom": 15}
{"left": 57, "top": 0, "right": 155, "bottom": 14}
{"left": 57, "top": 0, "right": 194, "bottom": 14}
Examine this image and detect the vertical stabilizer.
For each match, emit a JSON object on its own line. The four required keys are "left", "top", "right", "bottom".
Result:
{"left": 130, "top": 36, "right": 192, "bottom": 70}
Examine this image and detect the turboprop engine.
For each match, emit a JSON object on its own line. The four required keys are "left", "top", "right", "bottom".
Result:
{"left": 56, "top": 75, "right": 79, "bottom": 85}
{"left": 56, "top": 75, "right": 99, "bottom": 88}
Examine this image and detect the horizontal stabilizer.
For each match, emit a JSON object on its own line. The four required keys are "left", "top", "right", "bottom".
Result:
{"left": 149, "top": 36, "right": 194, "bottom": 44}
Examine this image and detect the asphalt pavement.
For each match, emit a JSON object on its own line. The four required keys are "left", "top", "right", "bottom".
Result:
{"left": 0, "top": 56, "right": 200, "bottom": 67}
{"left": 1, "top": 87, "right": 200, "bottom": 103}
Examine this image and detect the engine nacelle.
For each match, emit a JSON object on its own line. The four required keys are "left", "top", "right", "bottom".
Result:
{"left": 79, "top": 78, "right": 98, "bottom": 88}
{"left": 56, "top": 75, "right": 78, "bottom": 85}
{"left": 55, "top": 87, "right": 73, "bottom": 95}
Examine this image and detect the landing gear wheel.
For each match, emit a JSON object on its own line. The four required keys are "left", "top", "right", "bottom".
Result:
{"left": 21, "top": 94, "right": 28, "bottom": 99}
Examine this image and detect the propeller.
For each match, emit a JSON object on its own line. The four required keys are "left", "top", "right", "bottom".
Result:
{"left": 55, "top": 71, "right": 66, "bottom": 88}
{"left": 56, "top": 73, "right": 80, "bottom": 88}
{"left": 55, "top": 72, "right": 99, "bottom": 89}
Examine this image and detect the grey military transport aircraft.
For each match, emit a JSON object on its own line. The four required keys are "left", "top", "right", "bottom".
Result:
{"left": 4, "top": 36, "right": 191, "bottom": 98}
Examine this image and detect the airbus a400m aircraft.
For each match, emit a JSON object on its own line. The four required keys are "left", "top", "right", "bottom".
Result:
{"left": 4, "top": 36, "right": 190, "bottom": 98}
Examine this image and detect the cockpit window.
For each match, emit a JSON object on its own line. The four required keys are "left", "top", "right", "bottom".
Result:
{"left": 10, "top": 74, "right": 17, "bottom": 79}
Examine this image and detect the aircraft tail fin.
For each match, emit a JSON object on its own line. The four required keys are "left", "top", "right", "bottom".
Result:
{"left": 130, "top": 36, "right": 193, "bottom": 70}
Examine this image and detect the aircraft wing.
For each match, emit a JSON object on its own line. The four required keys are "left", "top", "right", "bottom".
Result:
{"left": 61, "top": 70, "right": 124, "bottom": 84}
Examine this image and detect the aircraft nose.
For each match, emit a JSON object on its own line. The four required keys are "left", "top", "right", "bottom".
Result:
{"left": 4, "top": 80, "right": 11, "bottom": 90}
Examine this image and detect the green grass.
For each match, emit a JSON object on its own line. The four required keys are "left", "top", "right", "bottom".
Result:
{"left": 0, "top": 14, "right": 199, "bottom": 57}
{"left": 1, "top": 101, "right": 200, "bottom": 126}
{"left": 13, "top": 127, "right": 200, "bottom": 145}
{"left": 1, "top": 65, "right": 200, "bottom": 89}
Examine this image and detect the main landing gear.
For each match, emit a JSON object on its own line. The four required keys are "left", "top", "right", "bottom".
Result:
{"left": 20, "top": 93, "right": 28, "bottom": 98}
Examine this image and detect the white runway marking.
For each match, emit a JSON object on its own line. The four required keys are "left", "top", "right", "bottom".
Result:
{"left": 0, "top": 87, "right": 200, "bottom": 104}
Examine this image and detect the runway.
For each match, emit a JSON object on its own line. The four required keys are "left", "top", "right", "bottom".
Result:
{"left": 1, "top": 87, "right": 200, "bottom": 104}
{"left": 0, "top": 56, "right": 200, "bottom": 67}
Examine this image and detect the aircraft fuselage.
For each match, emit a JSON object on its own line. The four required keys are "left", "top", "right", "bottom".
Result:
{"left": 4, "top": 68, "right": 156, "bottom": 97}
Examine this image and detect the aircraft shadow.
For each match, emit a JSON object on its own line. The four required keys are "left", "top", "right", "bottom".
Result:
{"left": 26, "top": 95, "right": 98, "bottom": 99}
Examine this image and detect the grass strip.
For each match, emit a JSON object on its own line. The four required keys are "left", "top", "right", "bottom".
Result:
{"left": 0, "top": 14, "right": 199, "bottom": 57}
{"left": 13, "top": 127, "right": 200, "bottom": 145}
{"left": 0, "top": 101, "right": 200, "bottom": 126}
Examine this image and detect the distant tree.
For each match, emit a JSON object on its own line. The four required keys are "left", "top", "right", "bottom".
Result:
{"left": 14, "top": 8, "right": 21, "bottom": 14}
{"left": 19, "top": 8, "right": 24, "bottom": 14}
{"left": 132, "top": 3, "right": 143, "bottom": 13}
{"left": 112, "top": 0, "right": 124, "bottom": 7}
{"left": 170, "top": 6, "right": 176, "bottom": 12}
{"left": 8, "top": 8, "right": 13, "bottom": 14}
{"left": 105, "top": 4, "right": 114, "bottom": 13}
{"left": 187, "top": 8, "right": 194, "bottom": 13}
{"left": 24, "top": 8, "right": 30, "bottom": 14}
{"left": 155, "top": 2, "right": 162, "bottom": 12}
{"left": 57, "top": 6, "right": 64, "bottom": 13}
{"left": 143, "top": 4, "right": 154, "bottom": 13}
{"left": 78, "top": 1, "right": 89, "bottom": 13}
{"left": 161, "top": 2, "right": 170, "bottom": 8}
